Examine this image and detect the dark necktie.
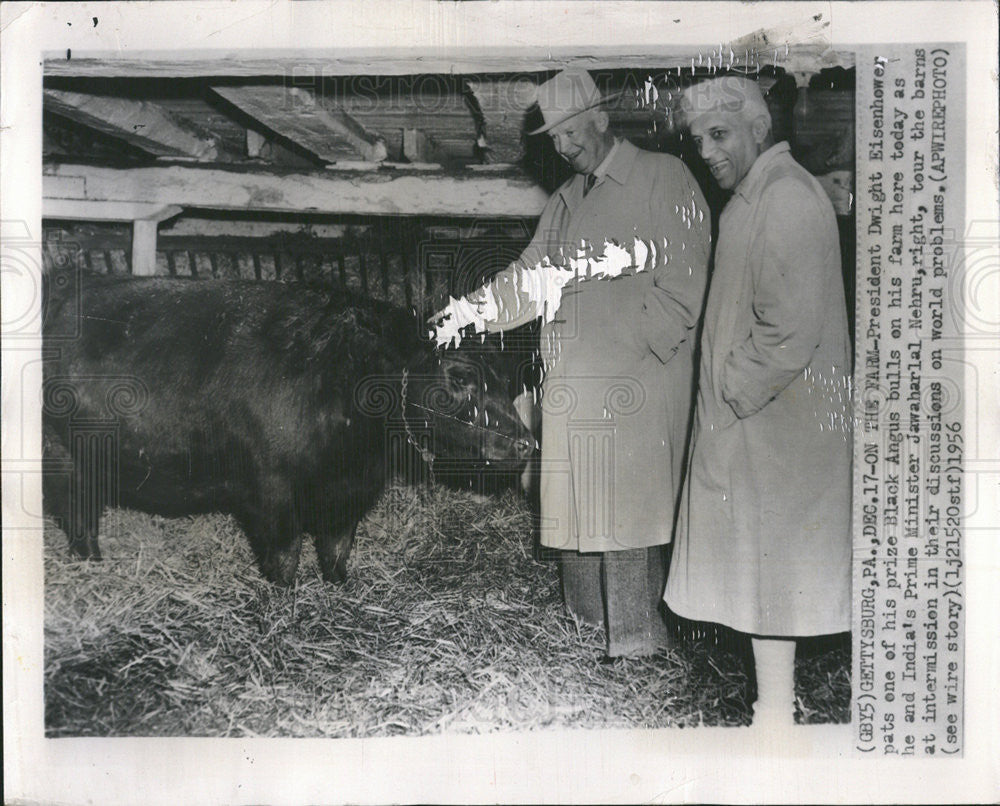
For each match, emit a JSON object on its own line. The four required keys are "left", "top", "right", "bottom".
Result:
{"left": 583, "top": 173, "right": 596, "bottom": 197}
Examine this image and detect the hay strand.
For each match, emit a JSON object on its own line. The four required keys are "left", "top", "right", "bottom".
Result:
{"left": 44, "top": 484, "right": 848, "bottom": 736}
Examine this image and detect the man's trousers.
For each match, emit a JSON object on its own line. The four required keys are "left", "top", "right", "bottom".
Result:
{"left": 559, "top": 544, "right": 672, "bottom": 657}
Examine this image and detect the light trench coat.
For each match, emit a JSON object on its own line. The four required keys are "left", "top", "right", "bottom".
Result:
{"left": 483, "top": 140, "right": 710, "bottom": 553}
{"left": 665, "top": 143, "right": 853, "bottom": 636}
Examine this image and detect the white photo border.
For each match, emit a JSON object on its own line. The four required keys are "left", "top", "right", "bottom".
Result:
{"left": 3, "top": 2, "right": 997, "bottom": 804}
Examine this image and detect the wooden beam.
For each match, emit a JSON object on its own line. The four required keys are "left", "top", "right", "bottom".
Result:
{"left": 210, "top": 85, "right": 387, "bottom": 164}
{"left": 44, "top": 89, "right": 218, "bottom": 160}
{"left": 324, "top": 161, "right": 444, "bottom": 171}
{"left": 728, "top": 21, "right": 844, "bottom": 87}
{"left": 324, "top": 104, "right": 388, "bottom": 163}
{"left": 43, "top": 46, "right": 856, "bottom": 79}
{"left": 43, "top": 199, "right": 183, "bottom": 223}
{"left": 44, "top": 162, "right": 550, "bottom": 218}
{"left": 403, "top": 129, "right": 439, "bottom": 164}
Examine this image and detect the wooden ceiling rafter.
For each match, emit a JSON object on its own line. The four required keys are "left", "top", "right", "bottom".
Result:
{"left": 44, "top": 88, "right": 219, "bottom": 160}
{"left": 209, "top": 84, "right": 388, "bottom": 165}
{"left": 40, "top": 31, "right": 856, "bottom": 227}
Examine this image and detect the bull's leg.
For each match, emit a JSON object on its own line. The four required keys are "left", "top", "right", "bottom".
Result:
{"left": 43, "top": 427, "right": 103, "bottom": 560}
{"left": 237, "top": 498, "right": 303, "bottom": 586}
{"left": 67, "top": 486, "right": 103, "bottom": 560}
{"left": 44, "top": 468, "right": 103, "bottom": 560}
{"left": 258, "top": 530, "right": 303, "bottom": 586}
{"left": 314, "top": 520, "right": 359, "bottom": 584}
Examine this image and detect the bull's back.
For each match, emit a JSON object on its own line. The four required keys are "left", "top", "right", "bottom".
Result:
{"left": 42, "top": 276, "right": 405, "bottom": 516}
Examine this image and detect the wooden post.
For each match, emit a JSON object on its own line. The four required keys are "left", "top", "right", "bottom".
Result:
{"left": 246, "top": 128, "right": 268, "bottom": 159}
{"left": 131, "top": 219, "right": 159, "bottom": 276}
{"left": 403, "top": 129, "right": 430, "bottom": 163}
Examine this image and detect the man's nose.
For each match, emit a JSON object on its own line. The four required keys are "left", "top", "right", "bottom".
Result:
{"left": 698, "top": 139, "right": 715, "bottom": 160}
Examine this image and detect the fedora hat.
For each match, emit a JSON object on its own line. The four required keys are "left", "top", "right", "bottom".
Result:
{"left": 527, "top": 69, "right": 621, "bottom": 135}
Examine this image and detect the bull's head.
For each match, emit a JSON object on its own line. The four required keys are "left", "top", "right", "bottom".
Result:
{"left": 402, "top": 347, "right": 535, "bottom": 469}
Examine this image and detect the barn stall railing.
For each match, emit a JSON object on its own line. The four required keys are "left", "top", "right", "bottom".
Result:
{"left": 42, "top": 217, "right": 535, "bottom": 313}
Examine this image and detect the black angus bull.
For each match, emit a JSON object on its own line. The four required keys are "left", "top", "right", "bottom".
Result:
{"left": 42, "top": 274, "right": 533, "bottom": 585}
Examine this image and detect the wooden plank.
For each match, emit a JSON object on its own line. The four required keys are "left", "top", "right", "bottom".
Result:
{"left": 43, "top": 199, "right": 183, "bottom": 223}
{"left": 210, "top": 85, "right": 355, "bottom": 163}
{"left": 150, "top": 96, "right": 248, "bottom": 160}
{"left": 728, "top": 21, "right": 845, "bottom": 87}
{"left": 45, "top": 175, "right": 86, "bottom": 197}
{"left": 210, "top": 85, "right": 387, "bottom": 164}
{"left": 44, "top": 89, "right": 218, "bottom": 160}
{"left": 44, "top": 162, "right": 550, "bottom": 218}
{"left": 43, "top": 46, "right": 855, "bottom": 79}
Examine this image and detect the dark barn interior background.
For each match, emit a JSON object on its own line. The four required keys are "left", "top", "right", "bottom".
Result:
{"left": 42, "top": 48, "right": 855, "bottom": 736}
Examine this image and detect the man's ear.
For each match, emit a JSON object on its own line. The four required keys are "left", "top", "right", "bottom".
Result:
{"left": 594, "top": 110, "right": 610, "bottom": 133}
{"left": 751, "top": 115, "right": 770, "bottom": 145}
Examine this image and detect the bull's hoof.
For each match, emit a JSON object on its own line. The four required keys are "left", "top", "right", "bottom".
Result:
{"left": 319, "top": 559, "right": 349, "bottom": 585}
{"left": 70, "top": 551, "right": 104, "bottom": 562}
{"left": 68, "top": 540, "right": 102, "bottom": 562}
{"left": 259, "top": 553, "right": 300, "bottom": 587}
{"left": 261, "top": 568, "right": 296, "bottom": 587}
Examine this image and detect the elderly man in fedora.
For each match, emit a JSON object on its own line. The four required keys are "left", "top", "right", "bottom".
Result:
{"left": 664, "top": 76, "right": 852, "bottom": 724}
{"left": 448, "top": 69, "right": 710, "bottom": 657}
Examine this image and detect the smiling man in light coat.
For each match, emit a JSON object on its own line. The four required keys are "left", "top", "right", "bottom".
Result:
{"left": 452, "top": 70, "right": 710, "bottom": 657}
{"left": 664, "top": 76, "right": 853, "bottom": 724}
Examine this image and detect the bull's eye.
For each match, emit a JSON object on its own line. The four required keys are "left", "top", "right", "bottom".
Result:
{"left": 447, "top": 368, "right": 478, "bottom": 389}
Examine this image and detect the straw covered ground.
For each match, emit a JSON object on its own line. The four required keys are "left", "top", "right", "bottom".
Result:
{"left": 44, "top": 482, "right": 850, "bottom": 737}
